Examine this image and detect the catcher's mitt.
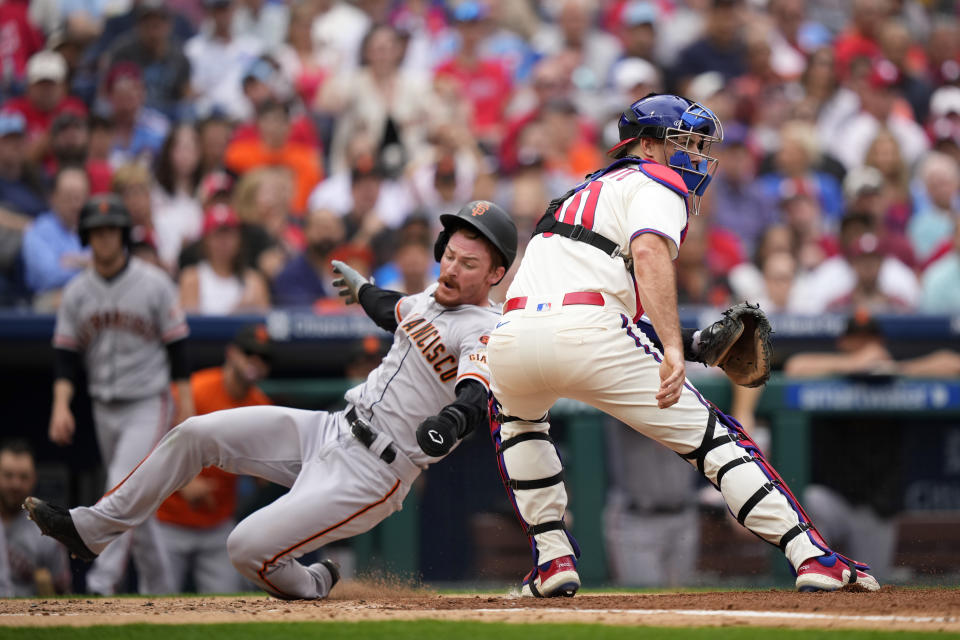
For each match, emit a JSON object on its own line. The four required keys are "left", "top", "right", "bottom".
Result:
{"left": 698, "top": 302, "right": 773, "bottom": 388}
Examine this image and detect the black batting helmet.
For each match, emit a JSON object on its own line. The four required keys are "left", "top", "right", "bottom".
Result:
{"left": 433, "top": 200, "right": 518, "bottom": 281}
{"left": 78, "top": 194, "right": 132, "bottom": 246}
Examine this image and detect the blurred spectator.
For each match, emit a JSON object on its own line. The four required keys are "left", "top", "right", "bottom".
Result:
{"left": 103, "top": 62, "right": 171, "bottom": 169}
{"left": 603, "top": 418, "right": 699, "bottom": 588}
{"left": 840, "top": 166, "right": 914, "bottom": 267}
{"left": 85, "top": 115, "right": 114, "bottom": 193}
{"left": 232, "top": 0, "right": 290, "bottom": 49}
{"left": 234, "top": 166, "right": 300, "bottom": 280}
{"left": 2, "top": 51, "right": 87, "bottom": 168}
{"left": 0, "top": 439, "right": 71, "bottom": 596}
{"left": 310, "top": 0, "right": 372, "bottom": 73}
{"left": 408, "top": 127, "right": 482, "bottom": 225}
{"left": 434, "top": 1, "right": 513, "bottom": 146}
{"left": 341, "top": 157, "right": 393, "bottom": 265}
{"left": 274, "top": 2, "right": 328, "bottom": 107}
{"left": 826, "top": 232, "right": 913, "bottom": 312}
{"left": 272, "top": 207, "right": 344, "bottom": 307}
{"left": 863, "top": 128, "right": 913, "bottom": 236}
{"left": 372, "top": 217, "right": 437, "bottom": 294}
{"left": 927, "top": 85, "right": 960, "bottom": 166}
{"left": 832, "top": 0, "right": 885, "bottom": 78}
{"left": 179, "top": 204, "right": 270, "bottom": 314}
{"left": 0, "top": 1, "right": 44, "bottom": 98}
{"left": 107, "top": 0, "right": 192, "bottom": 119}
{"left": 47, "top": 114, "right": 91, "bottom": 186}
{"left": 0, "top": 112, "right": 48, "bottom": 219}
{"left": 532, "top": 0, "right": 622, "bottom": 110}
{"left": 674, "top": 0, "right": 747, "bottom": 92}
{"left": 224, "top": 99, "right": 323, "bottom": 215}
{"left": 85, "top": 0, "right": 196, "bottom": 67}
{"left": 197, "top": 112, "right": 234, "bottom": 176}
{"left": 908, "top": 152, "right": 958, "bottom": 265}
{"left": 151, "top": 124, "right": 204, "bottom": 271}
{"left": 233, "top": 56, "right": 319, "bottom": 148}
{"left": 877, "top": 18, "right": 932, "bottom": 123}
{"left": 318, "top": 23, "right": 435, "bottom": 178}
{"left": 728, "top": 224, "right": 796, "bottom": 310}
{"left": 156, "top": 324, "right": 273, "bottom": 593}
{"left": 759, "top": 120, "right": 844, "bottom": 223}
{"left": 616, "top": 1, "right": 659, "bottom": 63}
{"left": 793, "top": 213, "right": 919, "bottom": 312}
{"left": 501, "top": 56, "right": 585, "bottom": 174}
{"left": 21, "top": 166, "right": 90, "bottom": 307}
{"left": 921, "top": 221, "right": 960, "bottom": 313}
{"left": 710, "top": 123, "right": 780, "bottom": 256}
{"left": 676, "top": 217, "right": 732, "bottom": 308}
{"left": 540, "top": 98, "right": 603, "bottom": 183}
{"left": 185, "top": 0, "right": 265, "bottom": 121}
{"left": 111, "top": 163, "right": 155, "bottom": 239}
{"left": 781, "top": 192, "right": 837, "bottom": 272}
{"left": 925, "top": 16, "right": 960, "bottom": 88}
{"left": 832, "top": 59, "right": 929, "bottom": 172}
{"left": 766, "top": 0, "right": 819, "bottom": 79}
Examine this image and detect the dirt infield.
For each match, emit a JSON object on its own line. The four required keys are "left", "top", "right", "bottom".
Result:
{"left": 2, "top": 585, "right": 958, "bottom": 632}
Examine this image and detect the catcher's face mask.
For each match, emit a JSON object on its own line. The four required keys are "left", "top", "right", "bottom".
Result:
{"left": 664, "top": 103, "right": 723, "bottom": 216}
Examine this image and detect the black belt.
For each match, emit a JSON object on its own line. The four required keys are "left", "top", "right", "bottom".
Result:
{"left": 346, "top": 407, "right": 396, "bottom": 464}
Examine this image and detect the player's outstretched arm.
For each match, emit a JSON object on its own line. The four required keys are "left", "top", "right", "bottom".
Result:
{"left": 331, "top": 259, "right": 404, "bottom": 332}
{"left": 416, "top": 379, "right": 488, "bottom": 458}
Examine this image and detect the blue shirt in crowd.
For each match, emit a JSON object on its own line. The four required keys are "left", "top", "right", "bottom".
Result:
{"left": 21, "top": 213, "right": 88, "bottom": 294}
{"left": 272, "top": 254, "right": 328, "bottom": 307}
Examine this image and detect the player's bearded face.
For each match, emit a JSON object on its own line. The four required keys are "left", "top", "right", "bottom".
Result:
{"left": 435, "top": 230, "right": 504, "bottom": 307}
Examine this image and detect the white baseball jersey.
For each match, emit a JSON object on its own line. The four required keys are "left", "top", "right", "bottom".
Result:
{"left": 507, "top": 165, "right": 687, "bottom": 321}
{"left": 53, "top": 257, "right": 188, "bottom": 402}
{"left": 345, "top": 282, "right": 499, "bottom": 466}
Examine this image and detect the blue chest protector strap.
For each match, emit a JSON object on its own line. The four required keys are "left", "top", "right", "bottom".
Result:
{"left": 533, "top": 157, "right": 688, "bottom": 262}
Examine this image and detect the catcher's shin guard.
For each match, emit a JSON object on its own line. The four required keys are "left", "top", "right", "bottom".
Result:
{"left": 686, "top": 406, "right": 872, "bottom": 575}
{"left": 489, "top": 398, "right": 580, "bottom": 570}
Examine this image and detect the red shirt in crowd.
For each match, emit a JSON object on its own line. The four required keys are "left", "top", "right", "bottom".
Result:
{"left": 435, "top": 58, "right": 512, "bottom": 141}
{"left": 2, "top": 95, "right": 87, "bottom": 141}
{"left": 0, "top": 1, "right": 43, "bottom": 81}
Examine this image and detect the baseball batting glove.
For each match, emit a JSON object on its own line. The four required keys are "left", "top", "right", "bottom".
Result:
{"left": 697, "top": 302, "right": 773, "bottom": 388}
{"left": 331, "top": 260, "right": 370, "bottom": 305}
{"left": 416, "top": 406, "right": 468, "bottom": 457}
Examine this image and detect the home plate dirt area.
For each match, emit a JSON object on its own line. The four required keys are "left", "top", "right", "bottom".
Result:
{"left": 1, "top": 584, "right": 958, "bottom": 632}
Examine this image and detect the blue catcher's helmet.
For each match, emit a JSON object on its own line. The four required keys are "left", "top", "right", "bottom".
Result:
{"left": 607, "top": 93, "right": 723, "bottom": 214}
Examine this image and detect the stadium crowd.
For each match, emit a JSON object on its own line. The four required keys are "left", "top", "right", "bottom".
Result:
{"left": 0, "top": 0, "right": 956, "bottom": 315}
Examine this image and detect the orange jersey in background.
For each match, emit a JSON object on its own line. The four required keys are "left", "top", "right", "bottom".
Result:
{"left": 157, "top": 367, "right": 271, "bottom": 529}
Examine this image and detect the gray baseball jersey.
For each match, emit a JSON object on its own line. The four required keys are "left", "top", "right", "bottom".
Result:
{"left": 53, "top": 257, "right": 188, "bottom": 402}
{"left": 344, "top": 282, "right": 499, "bottom": 466}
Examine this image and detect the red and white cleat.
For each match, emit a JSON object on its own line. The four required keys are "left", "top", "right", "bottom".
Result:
{"left": 520, "top": 555, "right": 580, "bottom": 597}
{"left": 796, "top": 553, "right": 880, "bottom": 592}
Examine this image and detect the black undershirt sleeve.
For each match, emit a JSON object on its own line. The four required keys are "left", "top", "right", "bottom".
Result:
{"left": 166, "top": 338, "right": 191, "bottom": 381}
{"left": 448, "top": 379, "right": 489, "bottom": 438}
{"left": 644, "top": 326, "right": 699, "bottom": 362}
{"left": 53, "top": 348, "right": 80, "bottom": 384}
{"left": 358, "top": 283, "right": 405, "bottom": 333}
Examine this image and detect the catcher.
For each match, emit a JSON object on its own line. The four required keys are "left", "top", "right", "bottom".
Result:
{"left": 476, "top": 93, "right": 879, "bottom": 597}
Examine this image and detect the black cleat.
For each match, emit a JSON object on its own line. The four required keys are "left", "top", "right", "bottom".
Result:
{"left": 22, "top": 497, "right": 98, "bottom": 562}
{"left": 320, "top": 559, "right": 341, "bottom": 590}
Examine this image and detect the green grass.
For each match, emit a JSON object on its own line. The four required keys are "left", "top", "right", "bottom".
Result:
{"left": 4, "top": 622, "right": 960, "bottom": 640}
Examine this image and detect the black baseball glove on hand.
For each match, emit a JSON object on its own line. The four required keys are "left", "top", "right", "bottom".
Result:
{"left": 416, "top": 406, "right": 468, "bottom": 457}
{"left": 697, "top": 302, "right": 773, "bottom": 388}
